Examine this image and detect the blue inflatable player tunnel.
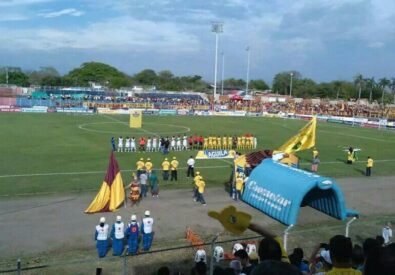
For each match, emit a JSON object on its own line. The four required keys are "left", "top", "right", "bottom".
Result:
{"left": 242, "top": 159, "right": 359, "bottom": 225}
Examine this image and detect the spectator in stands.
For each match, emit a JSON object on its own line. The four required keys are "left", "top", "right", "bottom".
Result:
{"left": 229, "top": 260, "right": 244, "bottom": 275}
{"left": 234, "top": 249, "right": 255, "bottom": 275}
{"left": 157, "top": 266, "right": 170, "bottom": 275}
{"left": 191, "top": 261, "right": 207, "bottom": 275}
{"left": 351, "top": 244, "right": 364, "bottom": 272}
{"left": 289, "top": 247, "right": 309, "bottom": 274}
{"left": 326, "top": 235, "right": 361, "bottom": 275}
{"left": 365, "top": 243, "right": 395, "bottom": 275}
{"left": 250, "top": 260, "right": 301, "bottom": 275}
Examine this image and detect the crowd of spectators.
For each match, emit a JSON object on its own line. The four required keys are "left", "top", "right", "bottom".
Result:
{"left": 153, "top": 222, "right": 393, "bottom": 275}
{"left": 19, "top": 91, "right": 395, "bottom": 118}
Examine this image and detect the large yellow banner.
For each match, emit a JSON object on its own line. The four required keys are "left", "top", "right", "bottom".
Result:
{"left": 130, "top": 110, "right": 142, "bottom": 128}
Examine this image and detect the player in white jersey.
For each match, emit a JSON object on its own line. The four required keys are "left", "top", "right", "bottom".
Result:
{"left": 125, "top": 137, "right": 131, "bottom": 152}
{"left": 176, "top": 136, "right": 182, "bottom": 151}
{"left": 182, "top": 135, "right": 188, "bottom": 150}
{"left": 131, "top": 137, "right": 136, "bottom": 152}
{"left": 170, "top": 136, "right": 176, "bottom": 151}
{"left": 152, "top": 137, "right": 158, "bottom": 152}
{"left": 118, "top": 136, "right": 124, "bottom": 152}
{"left": 146, "top": 137, "right": 152, "bottom": 152}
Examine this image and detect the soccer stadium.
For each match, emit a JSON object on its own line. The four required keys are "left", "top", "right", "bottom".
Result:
{"left": 1, "top": 2, "right": 395, "bottom": 275}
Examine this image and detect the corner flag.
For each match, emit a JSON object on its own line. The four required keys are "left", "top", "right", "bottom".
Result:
{"left": 276, "top": 117, "right": 317, "bottom": 154}
{"left": 85, "top": 151, "right": 125, "bottom": 213}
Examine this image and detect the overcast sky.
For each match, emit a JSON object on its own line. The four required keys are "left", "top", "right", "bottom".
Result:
{"left": 0, "top": 0, "right": 394, "bottom": 83}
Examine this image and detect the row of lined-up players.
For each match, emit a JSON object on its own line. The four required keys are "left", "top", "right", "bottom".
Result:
{"left": 111, "top": 134, "right": 257, "bottom": 152}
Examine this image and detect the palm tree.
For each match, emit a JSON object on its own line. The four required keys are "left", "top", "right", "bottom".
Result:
{"left": 354, "top": 74, "right": 364, "bottom": 100}
{"left": 333, "top": 80, "right": 342, "bottom": 99}
{"left": 378, "top": 78, "right": 391, "bottom": 105}
{"left": 365, "top": 77, "right": 375, "bottom": 103}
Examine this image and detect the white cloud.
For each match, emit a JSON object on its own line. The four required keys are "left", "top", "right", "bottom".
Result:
{"left": 367, "top": 42, "right": 385, "bottom": 49}
{"left": 0, "top": 13, "right": 28, "bottom": 21}
{"left": 0, "top": 0, "right": 52, "bottom": 7}
{"left": 0, "top": 16, "right": 200, "bottom": 52}
{"left": 38, "top": 8, "right": 84, "bottom": 18}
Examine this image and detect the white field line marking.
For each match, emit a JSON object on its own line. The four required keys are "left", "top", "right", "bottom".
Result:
{"left": 319, "top": 129, "right": 395, "bottom": 143}
{"left": 1, "top": 159, "right": 395, "bottom": 179}
{"left": 78, "top": 121, "right": 191, "bottom": 135}
{"left": 102, "top": 114, "right": 160, "bottom": 137}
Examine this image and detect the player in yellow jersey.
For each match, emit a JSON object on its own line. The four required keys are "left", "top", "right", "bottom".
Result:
{"left": 203, "top": 137, "right": 208, "bottom": 149}
{"left": 136, "top": 158, "right": 145, "bottom": 177}
{"left": 216, "top": 136, "right": 221, "bottom": 149}
{"left": 222, "top": 135, "right": 227, "bottom": 150}
{"left": 241, "top": 136, "right": 246, "bottom": 149}
{"left": 212, "top": 136, "right": 217, "bottom": 149}
{"left": 228, "top": 136, "right": 233, "bottom": 149}
{"left": 237, "top": 136, "right": 242, "bottom": 149}
{"left": 208, "top": 136, "right": 213, "bottom": 149}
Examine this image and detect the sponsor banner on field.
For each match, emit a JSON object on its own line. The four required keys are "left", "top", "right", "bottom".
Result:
{"left": 159, "top": 109, "right": 177, "bottom": 115}
{"left": 195, "top": 150, "right": 236, "bottom": 159}
{"left": 194, "top": 110, "right": 213, "bottom": 116}
{"left": 0, "top": 107, "right": 21, "bottom": 112}
{"left": 177, "top": 109, "right": 190, "bottom": 115}
{"left": 97, "top": 108, "right": 118, "bottom": 114}
{"left": 143, "top": 109, "right": 160, "bottom": 115}
{"left": 22, "top": 106, "right": 48, "bottom": 113}
{"left": 56, "top": 108, "right": 93, "bottom": 113}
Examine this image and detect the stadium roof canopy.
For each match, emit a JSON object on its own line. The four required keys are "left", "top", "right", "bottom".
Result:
{"left": 242, "top": 159, "right": 359, "bottom": 225}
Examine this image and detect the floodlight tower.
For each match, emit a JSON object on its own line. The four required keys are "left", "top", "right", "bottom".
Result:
{"left": 211, "top": 22, "right": 223, "bottom": 100}
{"left": 289, "top": 72, "right": 294, "bottom": 97}
{"left": 246, "top": 46, "right": 251, "bottom": 95}
{"left": 221, "top": 51, "right": 225, "bottom": 95}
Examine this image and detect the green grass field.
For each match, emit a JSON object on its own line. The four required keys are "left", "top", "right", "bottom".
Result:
{"left": 0, "top": 113, "right": 394, "bottom": 196}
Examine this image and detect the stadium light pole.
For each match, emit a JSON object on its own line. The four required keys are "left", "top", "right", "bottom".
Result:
{"left": 289, "top": 72, "right": 294, "bottom": 97}
{"left": 221, "top": 51, "right": 225, "bottom": 95}
{"left": 246, "top": 46, "right": 250, "bottom": 95}
{"left": 211, "top": 22, "right": 223, "bottom": 101}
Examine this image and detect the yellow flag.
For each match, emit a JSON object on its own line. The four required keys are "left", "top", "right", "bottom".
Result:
{"left": 130, "top": 110, "right": 142, "bottom": 128}
{"left": 276, "top": 117, "right": 317, "bottom": 154}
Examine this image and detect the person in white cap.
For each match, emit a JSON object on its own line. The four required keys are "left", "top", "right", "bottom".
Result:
{"left": 142, "top": 210, "right": 154, "bottom": 251}
{"left": 125, "top": 214, "right": 140, "bottom": 255}
{"left": 110, "top": 216, "right": 125, "bottom": 256}
{"left": 94, "top": 217, "right": 109, "bottom": 258}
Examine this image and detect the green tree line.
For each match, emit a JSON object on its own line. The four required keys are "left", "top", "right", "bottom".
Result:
{"left": 0, "top": 63, "right": 394, "bottom": 103}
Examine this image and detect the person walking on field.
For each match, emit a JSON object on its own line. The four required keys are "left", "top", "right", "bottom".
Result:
{"left": 170, "top": 156, "right": 179, "bottom": 181}
{"left": 311, "top": 156, "right": 320, "bottom": 172}
{"left": 139, "top": 172, "right": 148, "bottom": 198}
{"left": 187, "top": 156, "right": 195, "bottom": 178}
{"left": 196, "top": 179, "right": 206, "bottom": 205}
{"left": 366, "top": 156, "right": 373, "bottom": 176}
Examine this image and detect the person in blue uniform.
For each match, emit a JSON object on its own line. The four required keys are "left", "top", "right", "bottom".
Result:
{"left": 110, "top": 215, "right": 125, "bottom": 256}
{"left": 94, "top": 217, "right": 109, "bottom": 258}
{"left": 111, "top": 137, "right": 116, "bottom": 151}
{"left": 142, "top": 210, "right": 154, "bottom": 251}
{"left": 125, "top": 215, "right": 139, "bottom": 255}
